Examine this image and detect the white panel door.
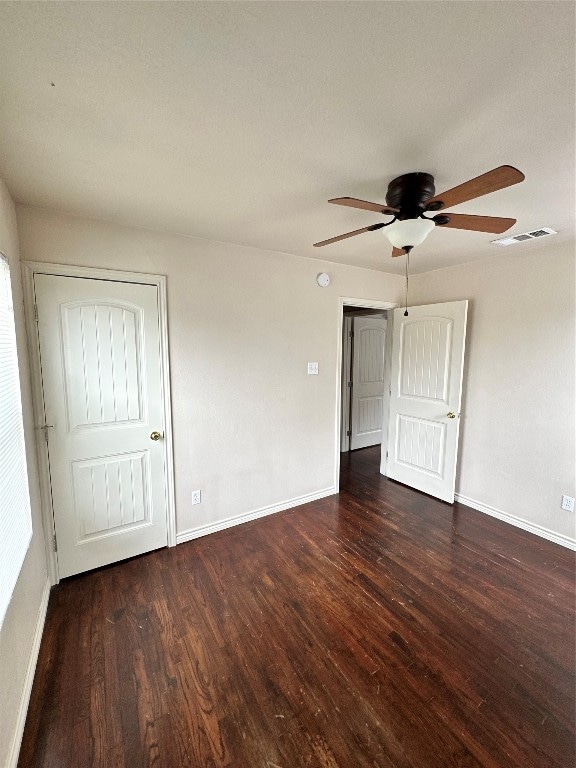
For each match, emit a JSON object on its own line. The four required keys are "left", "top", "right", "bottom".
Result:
{"left": 351, "top": 317, "right": 387, "bottom": 450}
{"left": 385, "top": 301, "right": 468, "bottom": 502}
{"left": 34, "top": 274, "right": 168, "bottom": 578}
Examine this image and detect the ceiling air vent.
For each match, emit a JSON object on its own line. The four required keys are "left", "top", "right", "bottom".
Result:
{"left": 492, "top": 227, "right": 557, "bottom": 246}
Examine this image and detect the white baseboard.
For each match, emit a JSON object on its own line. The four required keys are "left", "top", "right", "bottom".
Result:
{"left": 455, "top": 493, "right": 576, "bottom": 551}
{"left": 7, "top": 577, "right": 51, "bottom": 768}
{"left": 177, "top": 486, "right": 337, "bottom": 544}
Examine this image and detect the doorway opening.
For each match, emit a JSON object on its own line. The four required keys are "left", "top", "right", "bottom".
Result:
{"left": 335, "top": 298, "right": 397, "bottom": 494}
{"left": 340, "top": 306, "right": 390, "bottom": 454}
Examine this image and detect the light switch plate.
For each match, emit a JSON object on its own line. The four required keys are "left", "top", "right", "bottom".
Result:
{"left": 307, "top": 362, "right": 319, "bottom": 375}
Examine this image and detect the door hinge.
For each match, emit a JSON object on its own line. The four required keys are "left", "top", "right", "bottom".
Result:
{"left": 349, "top": 330, "right": 354, "bottom": 338}
{"left": 53, "top": 533, "right": 58, "bottom": 552}
{"left": 347, "top": 430, "right": 352, "bottom": 437}
{"left": 34, "top": 304, "right": 39, "bottom": 322}
{"left": 347, "top": 381, "right": 352, "bottom": 388}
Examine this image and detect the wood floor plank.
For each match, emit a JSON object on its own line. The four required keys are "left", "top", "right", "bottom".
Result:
{"left": 18, "top": 446, "right": 575, "bottom": 767}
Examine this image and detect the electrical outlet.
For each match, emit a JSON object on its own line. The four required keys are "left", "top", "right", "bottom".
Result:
{"left": 307, "top": 362, "right": 319, "bottom": 375}
{"left": 561, "top": 495, "right": 574, "bottom": 512}
{"left": 192, "top": 490, "right": 202, "bottom": 505}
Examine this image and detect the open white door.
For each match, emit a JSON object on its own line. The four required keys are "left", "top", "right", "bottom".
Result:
{"left": 385, "top": 301, "right": 468, "bottom": 503}
{"left": 350, "top": 316, "right": 387, "bottom": 450}
{"left": 34, "top": 273, "right": 169, "bottom": 578}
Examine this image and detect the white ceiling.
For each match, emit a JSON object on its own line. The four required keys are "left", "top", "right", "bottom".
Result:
{"left": 0, "top": 2, "right": 573, "bottom": 274}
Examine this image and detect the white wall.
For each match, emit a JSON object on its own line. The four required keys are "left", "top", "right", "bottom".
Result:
{"left": 16, "top": 205, "right": 404, "bottom": 538}
{"left": 411, "top": 243, "right": 575, "bottom": 545}
{"left": 0, "top": 184, "right": 48, "bottom": 768}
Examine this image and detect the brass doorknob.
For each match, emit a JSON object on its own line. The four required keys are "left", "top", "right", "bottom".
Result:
{"left": 447, "top": 412, "right": 456, "bottom": 419}
{"left": 150, "top": 431, "right": 162, "bottom": 441}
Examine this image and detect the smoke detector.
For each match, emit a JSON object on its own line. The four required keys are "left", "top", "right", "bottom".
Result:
{"left": 492, "top": 227, "right": 557, "bottom": 246}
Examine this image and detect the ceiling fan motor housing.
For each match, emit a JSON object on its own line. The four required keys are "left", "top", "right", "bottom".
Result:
{"left": 386, "top": 172, "right": 436, "bottom": 219}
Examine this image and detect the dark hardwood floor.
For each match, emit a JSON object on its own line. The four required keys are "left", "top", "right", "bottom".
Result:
{"left": 19, "top": 446, "right": 575, "bottom": 767}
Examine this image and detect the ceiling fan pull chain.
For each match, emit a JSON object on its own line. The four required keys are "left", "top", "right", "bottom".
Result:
{"left": 404, "top": 246, "right": 412, "bottom": 316}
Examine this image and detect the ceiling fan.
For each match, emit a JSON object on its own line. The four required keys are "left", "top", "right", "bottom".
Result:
{"left": 313, "top": 165, "right": 525, "bottom": 256}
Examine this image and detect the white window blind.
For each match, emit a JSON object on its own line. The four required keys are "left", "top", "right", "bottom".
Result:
{"left": 0, "top": 252, "right": 32, "bottom": 630}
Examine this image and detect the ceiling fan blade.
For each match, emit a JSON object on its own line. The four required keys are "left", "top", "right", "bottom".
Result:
{"left": 391, "top": 247, "right": 405, "bottom": 257}
{"left": 435, "top": 213, "right": 516, "bottom": 234}
{"left": 329, "top": 197, "right": 399, "bottom": 215}
{"left": 313, "top": 222, "right": 385, "bottom": 247}
{"left": 424, "top": 166, "right": 525, "bottom": 211}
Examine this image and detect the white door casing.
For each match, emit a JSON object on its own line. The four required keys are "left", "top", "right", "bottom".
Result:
{"left": 350, "top": 316, "right": 387, "bottom": 450}
{"left": 385, "top": 301, "right": 468, "bottom": 503}
{"left": 340, "top": 316, "right": 353, "bottom": 452}
{"left": 34, "top": 273, "right": 170, "bottom": 578}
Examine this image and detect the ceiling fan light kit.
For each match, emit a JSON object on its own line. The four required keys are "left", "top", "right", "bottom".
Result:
{"left": 314, "top": 165, "right": 525, "bottom": 257}
{"left": 384, "top": 217, "right": 436, "bottom": 249}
